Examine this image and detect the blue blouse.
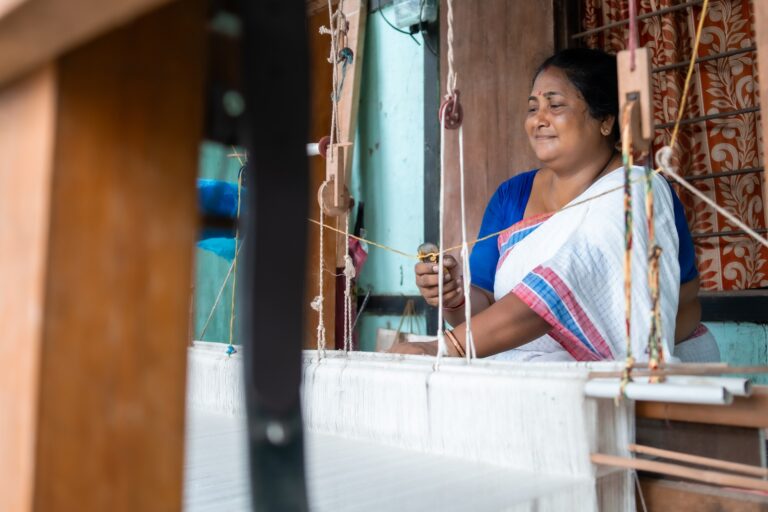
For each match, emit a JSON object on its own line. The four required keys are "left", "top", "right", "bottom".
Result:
{"left": 469, "top": 169, "right": 698, "bottom": 292}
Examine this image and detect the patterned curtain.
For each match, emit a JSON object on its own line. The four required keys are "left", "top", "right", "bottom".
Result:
{"left": 581, "top": 0, "right": 766, "bottom": 291}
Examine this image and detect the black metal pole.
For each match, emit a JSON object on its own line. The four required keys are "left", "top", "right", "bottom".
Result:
{"left": 240, "top": 1, "right": 309, "bottom": 510}
{"left": 423, "top": 20, "right": 440, "bottom": 335}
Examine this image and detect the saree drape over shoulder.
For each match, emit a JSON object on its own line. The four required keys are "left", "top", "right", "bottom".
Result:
{"left": 490, "top": 166, "right": 680, "bottom": 362}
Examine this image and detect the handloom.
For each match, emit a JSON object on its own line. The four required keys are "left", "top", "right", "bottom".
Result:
{"left": 191, "top": 0, "right": 768, "bottom": 509}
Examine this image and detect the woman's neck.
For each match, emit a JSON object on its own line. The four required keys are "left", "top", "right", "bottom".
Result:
{"left": 542, "top": 146, "right": 618, "bottom": 210}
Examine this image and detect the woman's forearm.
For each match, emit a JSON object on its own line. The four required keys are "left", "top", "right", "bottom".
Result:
{"left": 443, "top": 286, "right": 495, "bottom": 326}
{"left": 448, "top": 292, "right": 550, "bottom": 357}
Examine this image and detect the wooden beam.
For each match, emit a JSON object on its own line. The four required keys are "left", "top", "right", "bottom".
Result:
{"left": 755, "top": 0, "right": 768, "bottom": 229}
{"left": 0, "top": 0, "right": 175, "bottom": 86}
{"left": 0, "top": 1, "right": 204, "bottom": 510}
{"left": 330, "top": 0, "right": 367, "bottom": 267}
{"left": 0, "top": 65, "right": 57, "bottom": 512}
{"left": 637, "top": 385, "right": 768, "bottom": 429}
{"left": 639, "top": 477, "right": 768, "bottom": 511}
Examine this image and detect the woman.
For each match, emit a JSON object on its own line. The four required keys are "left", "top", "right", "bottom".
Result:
{"left": 392, "top": 48, "right": 719, "bottom": 362}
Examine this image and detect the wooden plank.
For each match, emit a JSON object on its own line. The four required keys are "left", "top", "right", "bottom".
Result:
{"left": 636, "top": 418, "right": 764, "bottom": 467}
{"left": 637, "top": 385, "right": 768, "bottom": 429}
{"left": 639, "top": 477, "right": 768, "bottom": 512}
{"left": 0, "top": 0, "right": 176, "bottom": 86}
{"left": 29, "top": 2, "right": 205, "bottom": 511}
{"left": 304, "top": 8, "right": 336, "bottom": 348}
{"left": 440, "top": 0, "right": 553, "bottom": 259}
{"left": 0, "top": 65, "right": 57, "bottom": 512}
{"left": 755, "top": 0, "right": 768, "bottom": 229}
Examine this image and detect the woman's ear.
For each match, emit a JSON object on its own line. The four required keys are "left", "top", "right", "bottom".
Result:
{"left": 600, "top": 115, "right": 616, "bottom": 137}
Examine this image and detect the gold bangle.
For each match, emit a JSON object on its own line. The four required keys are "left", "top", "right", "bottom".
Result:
{"left": 444, "top": 329, "right": 466, "bottom": 358}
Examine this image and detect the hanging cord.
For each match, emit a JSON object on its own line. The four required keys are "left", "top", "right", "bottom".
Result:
{"left": 313, "top": 0, "right": 349, "bottom": 355}
{"left": 311, "top": 182, "right": 329, "bottom": 355}
{"left": 320, "top": 0, "right": 348, "bottom": 149}
{"left": 445, "top": 0, "right": 457, "bottom": 94}
{"left": 645, "top": 155, "right": 664, "bottom": 382}
{"left": 342, "top": 215, "right": 355, "bottom": 352}
{"left": 619, "top": 105, "right": 635, "bottom": 400}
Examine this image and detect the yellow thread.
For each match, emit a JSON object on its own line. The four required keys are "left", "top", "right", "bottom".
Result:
{"left": 669, "top": 0, "right": 709, "bottom": 151}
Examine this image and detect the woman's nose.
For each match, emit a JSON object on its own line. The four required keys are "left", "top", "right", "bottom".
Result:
{"left": 534, "top": 108, "right": 550, "bottom": 127}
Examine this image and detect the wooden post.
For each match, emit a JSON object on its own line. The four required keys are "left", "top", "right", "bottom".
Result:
{"left": 0, "top": 1, "right": 204, "bottom": 510}
{"left": 330, "top": 0, "right": 367, "bottom": 266}
{"left": 754, "top": 0, "right": 768, "bottom": 229}
{"left": 0, "top": 65, "right": 57, "bottom": 512}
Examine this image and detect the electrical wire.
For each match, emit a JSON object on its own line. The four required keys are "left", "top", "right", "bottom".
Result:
{"left": 378, "top": 6, "right": 421, "bottom": 46}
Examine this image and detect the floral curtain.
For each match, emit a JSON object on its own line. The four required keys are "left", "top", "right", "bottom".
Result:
{"left": 581, "top": 0, "right": 766, "bottom": 291}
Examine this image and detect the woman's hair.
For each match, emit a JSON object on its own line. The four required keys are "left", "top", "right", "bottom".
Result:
{"left": 533, "top": 48, "right": 619, "bottom": 142}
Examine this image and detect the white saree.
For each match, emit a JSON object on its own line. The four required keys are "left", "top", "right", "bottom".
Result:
{"left": 489, "top": 166, "right": 680, "bottom": 362}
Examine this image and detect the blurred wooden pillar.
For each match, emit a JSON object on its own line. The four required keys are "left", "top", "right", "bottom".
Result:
{"left": 0, "top": 1, "right": 204, "bottom": 510}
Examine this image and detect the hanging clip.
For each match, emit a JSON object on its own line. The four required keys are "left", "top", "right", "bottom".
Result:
{"left": 439, "top": 89, "right": 463, "bottom": 130}
{"left": 617, "top": 47, "right": 652, "bottom": 152}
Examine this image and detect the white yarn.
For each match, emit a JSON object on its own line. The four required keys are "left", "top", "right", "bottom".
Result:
{"left": 186, "top": 341, "right": 246, "bottom": 416}
{"left": 301, "top": 351, "right": 634, "bottom": 510}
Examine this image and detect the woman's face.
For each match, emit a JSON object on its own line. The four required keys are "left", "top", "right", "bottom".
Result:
{"left": 525, "top": 67, "right": 608, "bottom": 169}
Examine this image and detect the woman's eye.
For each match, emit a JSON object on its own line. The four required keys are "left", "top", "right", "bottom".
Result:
{"left": 550, "top": 104, "right": 563, "bottom": 109}
{"left": 527, "top": 106, "right": 538, "bottom": 113}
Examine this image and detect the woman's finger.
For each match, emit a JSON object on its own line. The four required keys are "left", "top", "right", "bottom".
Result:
{"left": 416, "top": 272, "right": 455, "bottom": 288}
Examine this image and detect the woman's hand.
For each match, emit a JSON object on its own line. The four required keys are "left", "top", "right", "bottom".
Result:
{"left": 414, "top": 256, "right": 464, "bottom": 308}
{"left": 388, "top": 340, "right": 438, "bottom": 356}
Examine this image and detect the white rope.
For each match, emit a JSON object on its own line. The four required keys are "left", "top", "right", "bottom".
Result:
{"left": 656, "top": 146, "right": 768, "bottom": 251}
{"left": 313, "top": 183, "right": 328, "bottom": 355}
{"left": 457, "top": 124, "right": 476, "bottom": 360}
{"left": 445, "top": 0, "right": 457, "bottom": 93}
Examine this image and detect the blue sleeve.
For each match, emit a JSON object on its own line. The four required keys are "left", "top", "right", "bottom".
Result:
{"left": 669, "top": 185, "right": 698, "bottom": 283}
{"left": 469, "top": 188, "right": 507, "bottom": 292}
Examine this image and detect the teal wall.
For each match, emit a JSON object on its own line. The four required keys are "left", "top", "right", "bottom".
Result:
{"left": 350, "top": 7, "right": 430, "bottom": 351}
{"left": 193, "top": 142, "right": 242, "bottom": 344}
{"left": 707, "top": 322, "right": 768, "bottom": 384}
